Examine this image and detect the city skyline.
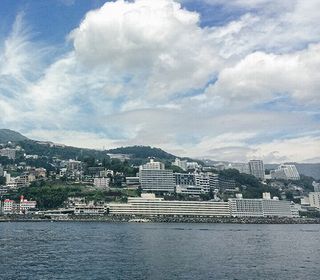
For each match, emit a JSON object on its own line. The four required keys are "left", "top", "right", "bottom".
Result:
{"left": 0, "top": 0, "right": 319, "bottom": 163}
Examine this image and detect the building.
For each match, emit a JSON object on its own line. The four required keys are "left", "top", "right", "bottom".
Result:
{"left": 107, "top": 153, "right": 130, "bottom": 162}
{"left": 139, "top": 159, "right": 175, "bottom": 192}
{"left": 74, "top": 202, "right": 105, "bottom": 215}
{"left": 248, "top": 160, "right": 265, "bottom": 180}
{"left": 227, "top": 163, "right": 250, "bottom": 174}
{"left": 271, "top": 164, "right": 300, "bottom": 180}
{"left": 0, "top": 148, "right": 16, "bottom": 159}
{"left": 108, "top": 193, "right": 230, "bottom": 217}
{"left": 175, "top": 185, "right": 203, "bottom": 195}
{"left": 186, "top": 162, "right": 200, "bottom": 170}
{"left": 174, "top": 173, "right": 196, "bottom": 186}
{"left": 2, "top": 199, "right": 16, "bottom": 214}
{"left": 309, "top": 192, "right": 320, "bottom": 209}
{"left": 93, "top": 177, "right": 110, "bottom": 189}
{"left": 140, "top": 158, "right": 165, "bottom": 170}
{"left": 108, "top": 193, "right": 299, "bottom": 218}
{"left": 312, "top": 181, "right": 320, "bottom": 192}
{"left": 125, "top": 177, "right": 140, "bottom": 188}
{"left": 229, "top": 193, "right": 298, "bottom": 217}
{"left": 0, "top": 164, "right": 4, "bottom": 177}
{"left": 19, "top": 196, "right": 37, "bottom": 214}
{"left": 172, "top": 158, "right": 188, "bottom": 171}
{"left": 195, "top": 173, "right": 212, "bottom": 193}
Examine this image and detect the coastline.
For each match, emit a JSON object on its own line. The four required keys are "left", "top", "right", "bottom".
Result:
{"left": 1, "top": 215, "right": 320, "bottom": 224}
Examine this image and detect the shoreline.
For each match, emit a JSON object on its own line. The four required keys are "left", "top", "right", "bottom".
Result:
{"left": 1, "top": 215, "right": 320, "bottom": 224}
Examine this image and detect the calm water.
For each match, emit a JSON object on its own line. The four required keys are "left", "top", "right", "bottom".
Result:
{"left": 0, "top": 222, "right": 320, "bottom": 280}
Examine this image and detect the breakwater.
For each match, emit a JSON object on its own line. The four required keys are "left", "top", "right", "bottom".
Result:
{"left": 1, "top": 214, "right": 320, "bottom": 224}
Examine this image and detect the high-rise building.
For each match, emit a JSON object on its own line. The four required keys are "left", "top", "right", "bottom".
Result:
{"left": 172, "top": 158, "right": 188, "bottom": 171}
{"left": 139, "top": 159, "right": 174, "bottom": 192}
{"left": 249, "top": 160, "right": 265, "bottom": 180}
{"left": 271, "top": 164, "right": 300, "bottom": 180}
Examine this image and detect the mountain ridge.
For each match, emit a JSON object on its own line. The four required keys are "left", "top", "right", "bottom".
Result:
{"left": 0, "top": 129, "right": 29, "bottom": 143}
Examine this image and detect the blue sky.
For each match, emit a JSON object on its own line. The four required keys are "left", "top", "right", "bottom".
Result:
{"left": 0, "top": 0, "right": 319, "bottom": 163}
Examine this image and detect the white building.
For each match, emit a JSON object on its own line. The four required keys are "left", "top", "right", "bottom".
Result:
{"left": 108, "top": 193, "right": 299, "bottom": 218}
{"left": 229, "top": 193, "right": 298, "bottom": 218}
{"left": 108, "top": 194, "right": 230, "bottom": 217}
{"left": 19, "top": 196, "right": 37, "bottom": 214}
{"left": 248, "top": 160, "right": 265, "bottom": 180}
{"left": 139, "top": 159, "right": 175, "bottom": 192}
{"left": 228, "top": 163, "right": 250, "bottom": 174}
{"left": 2, "top": 199, "right": 16, "bottom": 214}
{"left": 140, "top": 158, "right": 165, "bottom": 170}
{"left": 173, "top": 158, "right": 188, "bottom": 171}
{"left": 309, "top": 192, "right": 320, "bottom": 209}
{"left": 175, "top": 185, "right": 203, "bottom": 195}
{"left": 0, "top": 148, "right": 16, "bottom": 159}
{"left": 186, "top": 162, "right": 200, "bottom": 170}
{"left": 312, "top": 181, "right": 320, "bottom": 192}
{"left": 271, "top": 164, "right": 300, "bottom": 180}
{"left": 93, "top": 177, "right": 110, "bottom": 189}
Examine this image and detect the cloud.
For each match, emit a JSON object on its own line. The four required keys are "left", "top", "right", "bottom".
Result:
{"left": 0, "top": 0, "right": 320, "bottom": 163}
{"left": 70, "top": 0, "right": 222, "bottom": 100}
{"left": 204, "top": 44, "right": 320, "bottom": 106}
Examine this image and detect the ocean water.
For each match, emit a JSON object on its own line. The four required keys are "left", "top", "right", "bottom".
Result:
{"left": 0, "top": 222, "right": 319, "bottom": 280}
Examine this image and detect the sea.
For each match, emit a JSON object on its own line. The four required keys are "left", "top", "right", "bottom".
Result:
{"left": 0, "top": 222, "right": 319, "bottom": 280}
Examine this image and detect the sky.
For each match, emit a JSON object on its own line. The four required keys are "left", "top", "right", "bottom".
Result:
{"left": 0, "top": 0, "right": 320, "bottom": 163}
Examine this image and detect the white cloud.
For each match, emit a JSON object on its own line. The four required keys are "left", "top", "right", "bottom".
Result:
{"left": 1, "top": 0, "right": 320, "bottom": 163}
{"left": 205, "top": 44, "right": 320, "bottom": 106}
{"left": 70, "top": 0, "right": 222, "bottom": 100}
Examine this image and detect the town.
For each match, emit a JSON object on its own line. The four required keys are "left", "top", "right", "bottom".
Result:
{"left": 0, "top": 130, "right": 319, "bottom": 221}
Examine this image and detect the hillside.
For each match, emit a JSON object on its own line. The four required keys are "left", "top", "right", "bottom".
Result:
{"left": 19, "top": 140, "right": 108, "bottom": 161}
{"left": 106, "top": 145, "right": 176, "bottom": 160}
{"left": 0, "top": 129, "right": 28, "bottom": 143}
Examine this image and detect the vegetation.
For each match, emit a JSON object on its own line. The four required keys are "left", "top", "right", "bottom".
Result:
{"left": 0, "top": 129, "right": 28, "bottom": 143}
{"left": 3, "top": 180, "right": 137, "bottom": 209}
{"left": 19, "top": 140, "right": 108, "bottom": 161}
{"left": 219, "top": 169, "right": 280, "bottom": 199}
{"left": 106, "top": 145, "right": 175, "bottom": 160}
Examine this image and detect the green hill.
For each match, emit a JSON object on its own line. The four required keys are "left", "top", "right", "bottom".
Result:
{"left": 0, "top": 129, "right": 28, "bottom": 143}
{"left": 107, "top": 145, "right": 176, "bottom": 160}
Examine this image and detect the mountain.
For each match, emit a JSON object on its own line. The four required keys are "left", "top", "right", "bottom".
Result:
{"left": 0, "top": 129, "right": 29, "bottom": 143}
{"left": 106, "top": 145, "right": 176, "bottom": 160}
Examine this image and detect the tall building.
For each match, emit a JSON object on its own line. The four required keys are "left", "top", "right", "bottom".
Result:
{"left": 172, "top": 158, "right": 188, "bottom": 171}
{"left": 271, "top": 164, "right": 300, "bottom": 180}
{"left": 249, "top": 160, "right": 265, "bottom": 180}
{"left": 139, "top": 159, "right": 174, "bottom": 192}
